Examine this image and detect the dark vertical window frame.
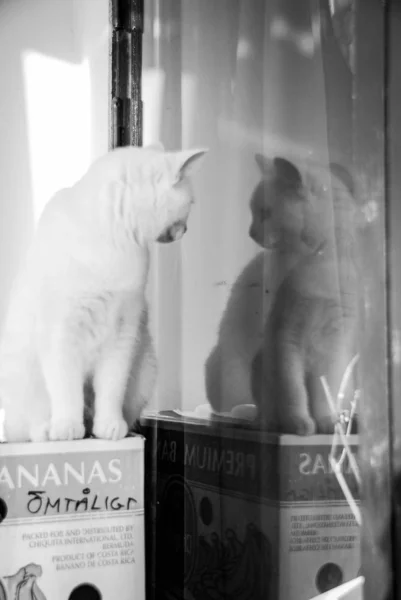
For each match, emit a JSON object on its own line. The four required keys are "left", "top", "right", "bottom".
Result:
{"left": 108, "top": 0, "right": 151, "bottom": 590}
{"left": 353, "top": 1, "right": 393, "bottom": 599}
{"left": 109, "top": 0, "right": 144, "bottom": 148}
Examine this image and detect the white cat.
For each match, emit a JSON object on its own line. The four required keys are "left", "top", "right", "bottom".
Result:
{"left": 0, "top": 144, "right": 207, "bottom": 442}
{"left": 206, "top": 154, "right": 361, "bottom": 434}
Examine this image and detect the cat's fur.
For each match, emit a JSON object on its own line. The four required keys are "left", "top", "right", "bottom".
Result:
{"left": 0, "top": 144, "right": 207, "bottom": 442}
{"left": 206, "top": 154, "right": 360, "bottom": 434}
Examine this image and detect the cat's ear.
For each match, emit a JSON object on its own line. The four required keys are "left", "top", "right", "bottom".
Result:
{"left": 255, "top": 154, "right": 302, "bottom": 188}
{"left": 146, "top": 142, "right": 165, "bottom": 152}
{"left": 255, "top": 153, "right": 273, "bottom": 175}
{"left": 329, "top": 162, "right": 355, "bottom": 196}
{"left": 273, "top": 157, "right": 302, "bottom": 187}
{"left": 171, "top": 149, "right": 208, "bottom": 184}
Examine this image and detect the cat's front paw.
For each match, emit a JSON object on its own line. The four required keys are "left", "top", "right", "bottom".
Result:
{"left": 93, "top": 417, "right": 128, "bottom": 441}
{"left": 280, "top": 414, "right": 316, "bottom": 436}
{"left": 30, "top": 421, "right": 50, "bottom": 442}
{"left": 49, "top": 419, "right": 85, "bottom": 441}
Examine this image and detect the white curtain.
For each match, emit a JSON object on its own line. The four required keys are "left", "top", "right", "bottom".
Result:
{"left": 142, "top": 0, "right": 353, "bottom": 411}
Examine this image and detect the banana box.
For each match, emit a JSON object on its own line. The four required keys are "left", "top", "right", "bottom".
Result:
{"left": 142, "top": 411, "right": 360, "bottom": 600}
{"left": 0, "top": 436, "right": 145, "bottom": 600}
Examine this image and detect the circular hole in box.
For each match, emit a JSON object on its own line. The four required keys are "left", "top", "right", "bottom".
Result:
{"left": 68, "top": 583, "right": 102, "bottom": 600}
{"left": 316, "top": 562, "right": 343, "bottom": 593}
{"left": 0, "top": 499, "right": 8, "bottom": 523}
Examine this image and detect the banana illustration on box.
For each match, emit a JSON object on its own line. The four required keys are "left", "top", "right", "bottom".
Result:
{"left": 0, "top": 564, "right": 47, "bottom": 600}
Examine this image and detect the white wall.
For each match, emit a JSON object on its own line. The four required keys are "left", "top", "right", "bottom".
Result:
{"left": 0, "top": 0, "right": 109, "bottom": 331}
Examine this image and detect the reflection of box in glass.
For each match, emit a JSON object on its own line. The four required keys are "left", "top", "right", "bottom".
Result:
{"left": 142, "top": 412, "right": 360, "bottom": 600}
{"left": 0, "top": 436, "right": 144, "bottom": 600}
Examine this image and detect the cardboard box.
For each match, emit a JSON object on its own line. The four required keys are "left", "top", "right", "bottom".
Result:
{"left": 0, "top": 435, "right": 145, "bottom": 600}
{"left": 142, "top": 412, "right": 360, "bottom": 600}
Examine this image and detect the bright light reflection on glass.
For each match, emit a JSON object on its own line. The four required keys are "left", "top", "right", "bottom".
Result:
{"left": 22, "top": 51, "right": 91, "bottom": 224}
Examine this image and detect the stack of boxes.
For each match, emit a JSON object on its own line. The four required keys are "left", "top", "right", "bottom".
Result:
{"left": 0, "top": 414, "right": 360, "bottom": 600}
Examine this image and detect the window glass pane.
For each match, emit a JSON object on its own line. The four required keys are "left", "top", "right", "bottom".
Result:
{"left": 0, "top": 1, "right": 391, "bottom": 599}
{"left": 141, "top": 1, "right": 389, "bottom": 599}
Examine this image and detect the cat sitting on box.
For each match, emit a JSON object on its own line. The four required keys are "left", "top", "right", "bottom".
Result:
{"left": 206, "top": 154, "right": 361, "bottom": 434}
{"left": 0, "top": 144, "right": 207, "bottom": 442}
